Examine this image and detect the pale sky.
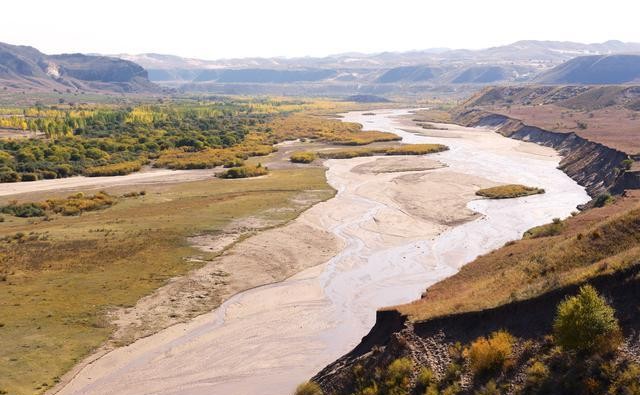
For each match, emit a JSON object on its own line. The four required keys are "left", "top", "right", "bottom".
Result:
{"left": 2, "top": 0, "right": 639, "bottom": 59}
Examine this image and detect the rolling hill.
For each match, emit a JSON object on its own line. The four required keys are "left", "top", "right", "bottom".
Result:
{"left": 0, "top": 42, "right": 159, "bottom": 93}
{"left": 537, "top": 54, "right": 640, "bottom": 84}
{"left": 112, "top": 40, "right": 640, "bottom": 96}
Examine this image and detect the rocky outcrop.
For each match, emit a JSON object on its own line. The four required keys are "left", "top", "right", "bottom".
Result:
{"left": 0, "top": 41, "right": 160, "bottom": 93}
{"left": 455, "top": 109, "right": 632, "bottom": 197}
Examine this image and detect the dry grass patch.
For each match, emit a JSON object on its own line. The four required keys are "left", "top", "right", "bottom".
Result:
{"left": 476, "top": 184, "right": 545, "bottom": 199}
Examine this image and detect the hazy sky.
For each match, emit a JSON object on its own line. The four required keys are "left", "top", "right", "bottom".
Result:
{"left": 2, "top": 0, "right": 639, "bottom": 59}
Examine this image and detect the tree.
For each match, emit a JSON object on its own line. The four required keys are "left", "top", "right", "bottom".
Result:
{"left": 553, "top": 285, "right": 620, "bottom": 354}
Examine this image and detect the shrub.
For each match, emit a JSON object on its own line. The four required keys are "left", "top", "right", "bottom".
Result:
{"left": 290, "top": 151, "right": 317, "bottom": 163}
{"left": 20, "top": 172, "right": 39, "bottom": 181}
{"left": 525, "top": 361, "right": 550, "bottom": 388}
{"left": 218, "top": 164, "right": 268, "bottom": 179}
{"left": 0, "top": 192, "right": 116, "bottom": 217}
{"left": 523, "top": 220, "right": 565, "bottom": 239}
{"left": 416, "top": 367, "right": 434, "bottom": 388}
{"left": 594, "top": 193, "right": 614, "bottom": 208}
{"left": 0, "top": 169, "right": 19, "bottom": 182}
{"left": 1, "top": 202, "right": 46, "bottom": 217}
{"left": 416, "top": 367, "right": 438, "bottom": 395}
{"left": 40, "top": 170, "right": 58, "bottom": 179}
{"left": 55, "top": 164, "right": 74, "bottom": 178}
{"left": 84, "top": 160, "right": 144, "bottom": 177}
{"left": 608, "top": 363, "right": 640, "bottom": 394}
{"left": 294, "top": 381, "right": 323, "bottom": 395}
{"left": 383, "top": 358, "right": 413, "bottom": 395}
{"left": 553, "top": 285, "right": 621, "bottom": 354}
{"left": 621, "top": 158, "right": 634, "bottom": 171}
{"left": 466, "top": 330, "right": 515, "bottom": 375}
{"left": 223, "top": 158, "right": 245, "bottom": 168}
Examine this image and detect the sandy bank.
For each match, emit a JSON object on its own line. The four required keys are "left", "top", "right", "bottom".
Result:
{"left": 0, "top": 168, "right": 218, "bottom": 198}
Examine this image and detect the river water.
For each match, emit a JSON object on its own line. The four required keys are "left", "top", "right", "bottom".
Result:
{"left": 59, "top": 109, "right": 590, "bottom": 395}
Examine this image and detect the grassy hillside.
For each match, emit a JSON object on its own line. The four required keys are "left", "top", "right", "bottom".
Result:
{"left": 398, "top": 191, "right": 640, "bottom": 321}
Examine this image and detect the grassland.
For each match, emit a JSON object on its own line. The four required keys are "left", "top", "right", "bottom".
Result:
{"left": 397, "top": 191, "right": 640, "bottom": 321}
{"left": 0, "top": 167, "right": 333, "bottom": 395}
{"left": 475, "top": 184, "right": 545, "bottom": 199}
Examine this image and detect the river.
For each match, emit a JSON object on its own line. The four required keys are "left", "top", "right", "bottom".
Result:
{"left": 57, "top": 109, "right": 590, "bottom": 395}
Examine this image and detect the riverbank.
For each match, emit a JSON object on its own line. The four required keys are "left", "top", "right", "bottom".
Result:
{"left": 54, "top": 109, "right": 589, "bottom": 395}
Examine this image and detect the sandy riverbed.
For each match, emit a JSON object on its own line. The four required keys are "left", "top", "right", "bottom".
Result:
{"left": 55, "top": 109, "right": 589, "bottom": 395}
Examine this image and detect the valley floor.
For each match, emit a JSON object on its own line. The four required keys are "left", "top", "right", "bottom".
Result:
{"left": 52, "top": 110, "right": 588, "bottom": 395}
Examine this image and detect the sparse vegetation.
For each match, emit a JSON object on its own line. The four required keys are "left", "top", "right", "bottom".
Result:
{"left": 217, "top": 164, "right": 268, "bottom": 179}
{"left": 1, "top": 191, "right": 116, "bottom": 217}
{"left": 594, "top": 193, "right": 614, "bottom": 207}
{"left": 290, "top": 151, "right": 317, "bottom": 163}
{"left": 523, "top": 217, "right": 565, "bottom": 238}
{"left": 475, "top": 184, "right": 545, "bottom": 199}
{"left": 318, "top": 144, "right": 447, "bottom": 160}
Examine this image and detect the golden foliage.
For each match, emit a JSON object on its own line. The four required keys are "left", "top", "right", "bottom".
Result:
{"left": 290, "top": 151, "right": 317, "bottom": 163}
{"left": 84, "top": 160, "right": 145, "bottom": 177}
{"left": 154, "top": 133, "right": 275, "bottom": 170}
{"left": 217, "top": 164, "right": 269, "bottom": 179}
{"left": 269, "top": 114, "right": 401, "bottom": 145}
{"left": 465, "top": 330, "right": 515, "bottom": 375}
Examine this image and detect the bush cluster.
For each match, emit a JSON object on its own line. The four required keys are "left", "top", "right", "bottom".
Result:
{"left": 290, "top": 151, "right": 317, "bottom": 163}
{"left": 217, "top": 164, "right": 268, "bottom": 179}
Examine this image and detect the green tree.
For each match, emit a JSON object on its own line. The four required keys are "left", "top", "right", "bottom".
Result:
{"left": 553, "top": 285, "right": 620, "bottom": 354}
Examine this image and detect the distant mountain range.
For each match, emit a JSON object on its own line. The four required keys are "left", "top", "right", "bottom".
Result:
{"left": 0, "top": 42, "right": 159, "bottom": 93}
{"left": 1, "top": 40, "right": 640, "bottom": 96}
{"left": 111, "top": 40, "right": 640, "bottom": 95}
